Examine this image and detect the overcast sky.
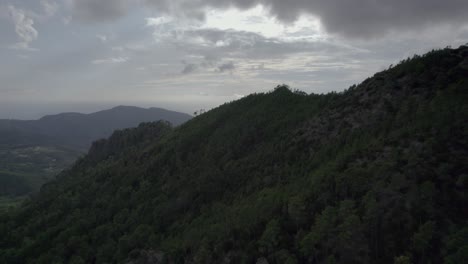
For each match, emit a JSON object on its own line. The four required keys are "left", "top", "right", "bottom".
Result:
{"left": 1, "top": 0, "right": 467, "bottom": 119}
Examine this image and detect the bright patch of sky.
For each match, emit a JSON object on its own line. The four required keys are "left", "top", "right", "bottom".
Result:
{"left": 203, "top": 5, "right": 324, "bottom": 41}
{"left": 145, "top": 5, "right": 325, "bottom": 43}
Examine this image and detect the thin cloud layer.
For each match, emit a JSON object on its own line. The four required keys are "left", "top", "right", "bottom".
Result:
{"left": 92, "top": 57, "right": 129, "bottom": 65}
{"left": 72, "top": 0, "right": 135, "bottom": 21}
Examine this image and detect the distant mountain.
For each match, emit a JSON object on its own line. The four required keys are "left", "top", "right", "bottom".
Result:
{"left": 0, "top": 106, "right": 192, "bottom": 198}
{"left": 1, "top": 46, "right": 467, "bottom": 263}
{"left": 0, "top": 106, "right": 192, "bottom": 150}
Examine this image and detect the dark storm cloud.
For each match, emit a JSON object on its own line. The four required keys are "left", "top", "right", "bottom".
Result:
{"left": 265, "top": 0, "right": 468, "bottom": 37}
{"left": 71, "top": 0, "right": 468, "bottom": 37}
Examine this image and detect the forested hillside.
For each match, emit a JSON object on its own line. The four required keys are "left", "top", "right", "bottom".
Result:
{"left": 1, "top": 46, "right": 467, "bottom": 264}
{"left": 0, "top": 106, "right": 192, "bottom": 200}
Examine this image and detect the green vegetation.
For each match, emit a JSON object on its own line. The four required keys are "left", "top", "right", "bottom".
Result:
{"left": 0, "top": 196, "right": 26, "bottom": 213}
{"left": 1, "top": 46, "right": 467, "bottom": 263}
{"left": 0, "top": 106, "right": 192, "bottom": 200}
{"left": 0, "top": 145, "right": 82, "bottom": 197}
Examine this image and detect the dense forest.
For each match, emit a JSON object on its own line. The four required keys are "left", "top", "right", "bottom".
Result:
{"left": 0, "top": 46, "right": 467, "bottom": 263}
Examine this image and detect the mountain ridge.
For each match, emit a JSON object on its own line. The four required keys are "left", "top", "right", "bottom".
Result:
{"left": 37, "top": 106, "right": 180, "bottom": 121}
{"left": 1, "top": 46, "right": 467, "bottom": 264}
{"left": 0, "top": 106, "right": 192, "bottom": 149}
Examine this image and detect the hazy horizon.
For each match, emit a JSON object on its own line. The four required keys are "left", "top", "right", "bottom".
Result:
{"left": 0, "top": 101, "right": 203, "bottom": 120}
{"left": 1, "top": 0, "right": 467, "bottom": 119}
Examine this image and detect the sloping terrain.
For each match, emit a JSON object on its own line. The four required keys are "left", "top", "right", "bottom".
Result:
{"left": 0, "top": 145, "right": 81, "bottom": 197}
{"left": 0, "top": 106, "right": 192, "bottom": 198}
{"left": 0, "top": 46, "right": 467, "bottom": 264}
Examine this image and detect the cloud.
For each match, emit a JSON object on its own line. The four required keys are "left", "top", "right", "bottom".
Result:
{"left": 63, "top": 16, "right": 72, "bottom": 25}
{"left": 146, "top": 16, "right": 173, "bottom": 27}
{"left": 181, "top": 63, "right": 198, "bottom": 74}
{"left": 71, "top": 0, "right": 468, "bottom": 38}
{"left": 161, "top": 27, "right": 353, "bottom": 62}
{"left": 180, "top": 57, "right": 237, "bottom": 75}
{"left": 72, "top": 0, "right": 136, "bottom": 22}
{"left": 267, "top": 0, "right": 468, "bottom": 38}
{"left": 2, "top": 0, "right": 467, "bottom": 116}
{"left": 7, "top": 5, "right": 39, "bottom": 51}
{"left": 217, "top": 61, "right": 235, "bottom": 73}
{"left": 96, "top": 34, "right": 108, "bottom": 43}
{"left": 40, "top": 0, "right": 59, "bottom": 18}
{"left": 92, "top": 57, "right": 129, "bottom": 64}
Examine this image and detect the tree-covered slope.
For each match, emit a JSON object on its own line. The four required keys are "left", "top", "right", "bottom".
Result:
{"left": 1, "top": 46, "right": 467, "bottom": 264}
{"left": 0, "top": 106, "right": 192, "bottom": 199}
